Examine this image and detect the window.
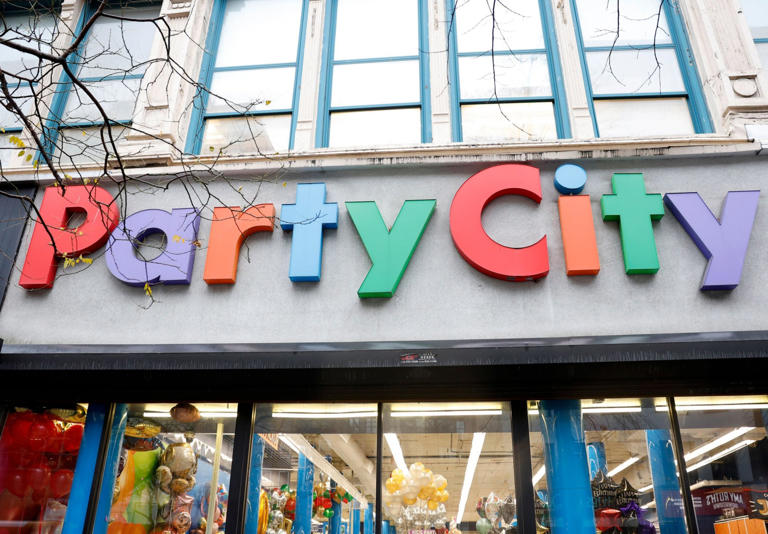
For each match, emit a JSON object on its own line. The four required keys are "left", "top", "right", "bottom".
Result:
{"left": 446, "top": 0, "right": 568, "bottom": 142}
{"left": 187, "top": 0, "right": 308, "bottom": 155}
{"left": 571, "top": 0, "right": 712, "bottom": 137}
{"left": 741, "top": 0, "right": 768, "bottom": 69}
{"left": 316, "top": 0, "right": 431, "bottom": 148}
{"left": 47, "top": 1, "right": 161, "bottom": 164}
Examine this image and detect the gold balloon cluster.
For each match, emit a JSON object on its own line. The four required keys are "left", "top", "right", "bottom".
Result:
{"left": 384, "top": 463, "right": 450, "bottom": 514}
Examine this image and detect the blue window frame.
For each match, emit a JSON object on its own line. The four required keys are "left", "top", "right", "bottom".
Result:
{"left": 316, "top": 0, "right": 432, "bottom": 148}
{"left": 740, "top": 0, "right": 768, "bottom": 69}
{"left": 570, "top": 0, "right": 713, "bottom": 137}
{"left": 186, "top": 0, "right": 309, "bottom": 155}
{"left": 445, "top": 0, "right": 570, "bottom": 143}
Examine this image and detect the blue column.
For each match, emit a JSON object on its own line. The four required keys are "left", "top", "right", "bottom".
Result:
{"left": 646, "top": 430, "right": 687, "bottom": 534}
{"left": 330, "top": 481, "right": 342, "bottom": 534}
{"left": 295, "top": 454, "right": 315, "bottom": 534}
{"left": 245, "top": 434, "right": 265, "bottom": 534}
{"left": 539, "top": 400, "right": 595, "bottom": 534}
{"left": 352, "top": 504, "right": 361, "bottom": 534}
{"left": 364, "top": 503, "right": 374, "bottom": 534}
{"left": 92, "top": 404, "right": 129, "bottom": 534}
{"left": 61, "top": 404, "right": 107, "bottom": 534}
{"left": 382, "top": 519, "right": 390, "bottom": 534}
{"left": 586, "top": 442, "right": 607, "bottom": 479}
{"left": 389, "top": 523, "right": 396, "bottom": 534}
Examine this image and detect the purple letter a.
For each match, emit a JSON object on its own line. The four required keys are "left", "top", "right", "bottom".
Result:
{"left": 663, "top": 191, "right": 759, "bottom": 290}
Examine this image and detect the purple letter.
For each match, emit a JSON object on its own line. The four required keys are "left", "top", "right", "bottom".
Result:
{"left": 106, "top": 208, "right": 200, "bottom": 286}
{"left": 663, "top": 191, "right": 759, "bottom": 290}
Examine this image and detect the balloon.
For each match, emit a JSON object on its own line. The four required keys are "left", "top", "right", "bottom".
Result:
{"left": 433, "top": 475, "right": 447, "bottom": 491}
{"left": 6, "top": 469, "right": 27, "bottom": 498}
{"left": 4, "top": 413, "right": 33, "bottom": 448}
{"left": 49, "top": 469, "right": 74, "bottom": 498}
{"left": 427, "top": 500, "right": 439, "bottom": 511}
{"left": 385, "top": 478, "right": 399, "bottom": 493}
{"left": 476, "top": 518, "right": 492, "bottom": 534}
{"left": 26, "top": 465, "right": 51, "bottom": 492}
{"left": 281, "top": 484, "right": 291, "bottom": 492}
{"left": 436, "top": 490, "right": 450, "bottom": 503}
{"left": 403, "top": 480, "right": 418, "bottom": 500}
{"left": 323, "top": 508, "right": 334, "bottom": 518}
{"left": 26, "top": 417, "right": 56, "bottom": 452}
{"left": 485, "top": 493, "right": 501, "bottom": 523}
{"left": 62, "top": 424, "right": 83, "bottom": 452}
{"left": 402, "top": 496, "right": 417, "bottom": 506}
{"left": 418, "top": 485, "right": 435, "bottom": 500}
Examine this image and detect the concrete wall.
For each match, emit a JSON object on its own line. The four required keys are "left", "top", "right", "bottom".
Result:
{"left": 2, "top": 156, "right": 767, "bottom": 345}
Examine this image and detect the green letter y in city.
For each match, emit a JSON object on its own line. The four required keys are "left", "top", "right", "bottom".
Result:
{"left": 601, "top": 173, "right": 664, "bottom": 274}
{"left": 346, "top": 199, "right": 436, "bottom": 298}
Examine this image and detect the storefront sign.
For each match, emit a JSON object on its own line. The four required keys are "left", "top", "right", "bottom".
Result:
{"left": 18, "top": 164, "right": 759, "bottom": 295}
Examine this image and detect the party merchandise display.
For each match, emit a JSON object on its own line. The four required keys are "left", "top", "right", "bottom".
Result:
{"left": 265, "top": 485, "right": 295, "bottom": 534}
{"left": 590, "top": 472, "right": 654, "bottom": 534}
{"left": 383, "top": 463, "right": 450, "bottom": 534}
{"left": 476, "top": 493, "right": 519, "bottom": 534}
{"left": 0, "top": 406, "right": 85, "bottom": 534}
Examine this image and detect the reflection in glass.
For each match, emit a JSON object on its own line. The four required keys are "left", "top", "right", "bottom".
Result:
{"left": 461, "top": 102, "right": 556, "bottom": 142}
{"left": 0, "top": 12, "right": 56, "bottom": 78}
{"left": 57, "top": 126, "right": 133, "bottom": 167}
{"left": 455, "top": 0, "right": 544, "bottom": 52}
{"left": 103, "top": 403, "right": 236, "bottom": 534}
{"left": 328, "top": 108, "right": 421, "bottom": 148}
{"left": 458, "top": 54, "right": 551, "bottom": 100}
{"left": 202, "top": 115, "right": 291, "bottom": 154}
{"left": 207, "top": 68, "right": 296, "bottom": 113}
{"left": 247, "top": 404, "right": 378, "bottom": 534}
{"left": 331, "top": 62, "right": 420, "bottom": 107}
{"left": 334, "top": 0, "right": 418, "bottom": 60}
{"left": 0, "top": 404, "right": 90, "bottom": 534}
{"left": 742, "top": 0, "right": 768, "bottom": 39}
{"left": 675, "top": 395, "right": 768, "bottom": 534}
{"left": 529, "top": 398, "right": 688, "bottom": 534}
{"left": 575, "top": 0, "right": 673, "bottom": 47}
{"left": 383, "top": 403, "right": 515, "bottom": 534}
{"left": 594, "top": 98, "right": 694, "bottom": 137}
{"left": 586, "top": 49, "right": 685, "bottom": 96}
{"left": 62, "top": 79, "right": 142, "bottom": 122}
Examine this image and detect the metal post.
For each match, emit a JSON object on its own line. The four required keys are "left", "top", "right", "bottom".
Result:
{"left": 510, "top": 400, "right": 536, "bottom": 534}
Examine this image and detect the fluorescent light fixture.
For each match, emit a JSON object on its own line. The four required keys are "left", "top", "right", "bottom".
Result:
{"left": 532, "top": 465, "right": 546, "bottom": 486}
{"left": 390, "top": 410, "right": 502, "bottom": 418}
{"left": 641, "top": 501, "right": 655, "bottom": 510}
{"left": 384, "top": 433, "right": 410, "bottom": 474}
{"left": 272, "top": 411, "right": 377, "bottom": 419}
{"left": 279, "top": 435, "right": 302, "bottom": 456}
{"left": 455, "top": 432, "right": 486, "bottom": 524}
{"left": 527, "top": 407, "right": 641, "bottom": 415}
{"left": 143, "top": 411, "right": 238, "bottom": 418}
{"left": 686, "top": 439, "right": 755, "bottom": 472}
{"left": 606, "top": 457, "right": 640, "bottom": 477}
{"left": 638, "top": 484, "right": 653, "bottom": 493}
{"left": 656, "top": 403, "right": 768, "bottom": 412}
{"left": 684, "top": 427, "right": 755, "bottom": 462}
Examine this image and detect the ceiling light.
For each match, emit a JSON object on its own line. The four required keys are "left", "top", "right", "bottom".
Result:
{"left": 456, "top": 433, "right": 485, "bottom": 524}
{"left": 143, "top": 411, "right": 238, "bottom": 418}
{"left": 272, "top": 411, "right": 377, "bottom": 419}
{"left": 638, "top": 484, "right": 653, "bottom": 493}
{"left": 532, "top": 465, "right": 546, "bottom": 486}
{"left": 390, "top": 410, "right": 502, "bottom": 418}
{"left": 686, "top": 439, "right": 755, "bottom": 472}
{"left": 606, "top": 457, "right": 640, "bottom": 477}
{"left": 641, "top": 501, "right": 655, "bottom": 509}
{"left": 527, "top": 407, "right": 641, "bottom": 415}
{"left": 655, "top": 403, "right": 768, "bottom": 412}
{"left": 384, "top": 433, "right": 409, "bottom": 474}
{"left": 684, "top": 427, "right": 755, "bottom": 462}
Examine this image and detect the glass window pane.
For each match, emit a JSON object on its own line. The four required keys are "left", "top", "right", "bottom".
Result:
{"left": 458, "top": 54, "right": 551, "bottom": 100}
{"left": 77, "top": 6, "right": 160, "bottom": 78}
{"left": 62, "top": 78, "right": 142, "bottom": 123}
{"left": 56, "top": 125, "right": 134, "bottom": 167}
{"left": 246, "top": 404, "right": 377, "bottom": 534}
{"left": 328, "top": 108, "right": 421, "bottom": 147}
{"left": 0, "top": 83, "right": 35, "bottom": 129}
{"left": 202, "top": 114, "right": 291, "bottom": 154}
{"left": 383, "top": 403, "right": 514, "bottom": 534}
{"left": 675, "top": 395, "right": 768, "bottom": 532}
{"left": 757, "top": 42, "right": 768, "bottom": 69}
{"left": 742, "top": 0, "right": 768, "bottom": 39}
{"left": 529, "top": 398, "right": 687, "bottom": 534}
{"left": 0, "top": 13, "right": 56, "bottom": 79}
{"left": 103, "top": 403, "right": 237, "bottom": 534}
{"left": 456, "top": 0, "right": 545, "bottom": 52}
{"left": 587, "top": 48, "right": 685, "bottom": 95}
{"left": 0, "top": 404, "right": 91, "bottom": 533}
{"left": 334, "top": 0, "right": 418, "bottom": 60}
{"left": 207, "top": 68, "right": 296, "bottom": 113}
{"left": 461, "top": 102, "right": 557, "bottom": 142}
{"left": 575, "top": 0, "right": 673, "bottom": 47}
{"left": 331, "top": 61, "right": 420, "bottom": 107}
{"left": 215, "top": 0, "right": 303, "bottom": 66}
{"left": 594, "top": 97, "right": 694, "bottom": 137}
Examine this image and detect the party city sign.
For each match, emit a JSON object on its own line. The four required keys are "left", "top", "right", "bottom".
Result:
{"left": 18, "top": 163, "right": 760, "bottom": 297}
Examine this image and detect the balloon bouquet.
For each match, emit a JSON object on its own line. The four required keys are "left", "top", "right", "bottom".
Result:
{"left": 383, "top": 463, "right": 450, "bottom": 534}
{"left": 475, "top": 493, "right": 520, "bottom": 534}
{"left": 265, "top": 484, "right": 295, "bottom": 534}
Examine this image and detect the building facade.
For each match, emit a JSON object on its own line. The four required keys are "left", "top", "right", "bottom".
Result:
{"left": 1, "top": 1, "right": 768, "bottom": 534}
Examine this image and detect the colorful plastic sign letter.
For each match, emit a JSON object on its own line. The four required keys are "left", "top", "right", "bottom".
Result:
{"left": 601, "top": 173, "right": 664, "bottom": 274}
{"left": 281, "top": 183, "right": 338, "bottom": 282}
{"left": 554, "top": 164, "right": 600, "bottom": 275}
{"left": 664, "top": 191, "right": 759, "bottom": 290}
{"left": 346, "top": 199, "right": 436, "bottom": 298}
{"left": 20, "top": 185, "right": 119, "bottom": 289}
{"left": 106, "top": 208, "right": 200, "bottom": 286}
{"left": 203, "top": 204, "right": 275, "bottom": 284}
{"left": 449, "top": 164, "right": 549, "bottom": 281}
